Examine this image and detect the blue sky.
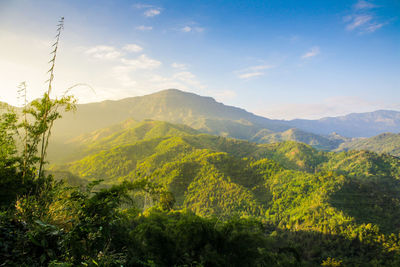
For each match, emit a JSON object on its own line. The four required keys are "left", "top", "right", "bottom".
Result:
{"left": 0, "top": 0, "right": 399, "bottom": 119}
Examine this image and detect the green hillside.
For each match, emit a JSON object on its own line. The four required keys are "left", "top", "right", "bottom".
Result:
{"left": 4, "top": 107, "right": 400, "bottom": 265}
{"left": 51, "top": 121, "right": 400, "bottom": 236}
{"left": 252, "top": 128, "right": 347, "bottom": 150}
{"left": 337, "top": 132, "right": 400, "bottom": 157}
{"left": 47, "top": 119, "right": 199, "bottom": 163}
{"left": 51, "top": 89, "right": 289, "bottom": 141}
{"left": 48, "top": 89, "right": 350, "bottom": 151}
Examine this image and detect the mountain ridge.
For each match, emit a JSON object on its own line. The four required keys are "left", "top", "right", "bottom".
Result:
{"left": 2, "top": 88, "right": 399, "bottom": 152}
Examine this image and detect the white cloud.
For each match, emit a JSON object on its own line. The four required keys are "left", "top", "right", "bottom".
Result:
{"left": 123, "top": 44, "right": 143, "bottom": 53}
{"left": 112, "top": 66, "right": 138, "bottom": 87}
{"left": 172, "top": 71, "right": 206, "bottom": 89}
{"left": 144, "top": 9, "right": 161, "bottom": 17}
{"left": 134, "top": 3, "right": 162, "bottom": 18}
{"left": 111, "top": 54, "right": 162, "bottom": 87}
{"left": 344, "top": 1, "right": 387, "bottom": 33}
{"left": 365, "top": 22, "right": 385, "bottom": 32}
{"left": 346, "top": 15, "right": 372, "bottom": 30}
{"left": 85, "top": 45, "right": 121, "bottom": 60}
{"left": 354, "top": 0, "right": 377, "bottom": 10}
{"left": 133, "top": 3, "right": 154, "bottom": 9}
{"left": 235, "top": 64, "right": 274, "bottom": 79}
{"left": 182, "top": 26, "right": 192, "bottom": 32}
{"left": 301, "top": 46, "right": 320, "bottom": 59}
{"left": 181, "top": 26, "right": 205, "bottom": 33}
{"left": 238, "top": 72, "right": 264, "bottom": 79}
{"left": 121, "top": 54, "right": 161, "bottom": 70}
{"left": 136, "top": 25, "right": 153, "bottom": 31}
{"left": 173, "top": 71, "right": 195, "bottom": 80}
{"left": 171, "top": 62, "right": 187, "bottom": 69}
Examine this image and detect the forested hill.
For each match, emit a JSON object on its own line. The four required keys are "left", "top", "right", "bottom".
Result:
{"left": 337, "top": 132, "right": 400, "bottom": 156}
{"left": 51, "top": 120, "right": 400, "bottom": 236}
{"left": 51, "top": 89, "right": 290, "bottom": 141}
{"left": 4, "top": 89, "right": 400, "bottom": 153}
{"left": 47, "top": 89, "right": 351, "bottom": 151}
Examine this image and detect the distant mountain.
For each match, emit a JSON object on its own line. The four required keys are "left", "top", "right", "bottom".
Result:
{"left": 49, "top": 89, "right": 347, "bottom": 150}
{"left": 251, "top": 128, "right": 348, "bottom": 150}
{"left": 51, "top": 89, "right": 290, "bottom": 142}
{"left": 3, "top": 89, "right": 399, "bottom": 150}
{"left": 287, "top": 110, "right": 400, "bottom": 138}
{"left": 337, "top": 132, "right": 400, "bottom": 157}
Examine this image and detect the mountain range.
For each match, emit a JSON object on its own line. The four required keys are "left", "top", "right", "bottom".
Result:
{"left": 49, "top": 119, "right": 400, "bottom": 234}
{"left": 3, "top": 89, "right": 400, "bottom": 265}
{"left": 289, "top": 110, "right": 400, "bottom": 137}
{"left": 45, "top": 89, "right": 399, "bottom": 158}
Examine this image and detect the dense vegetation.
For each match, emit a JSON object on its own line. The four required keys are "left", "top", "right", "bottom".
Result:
{"left": 44, "top": 88, "right": 354, "bottom": 153}
{"left": 337, "top": 132, "right": 400, "bottom": 157}
{"left": 2, "top": 19, "right": 400, "bottom": 267}
{"left": 40, "top": 119, "right": 400, "bottom": 266}
{"left": 3, "top": 99, "right": 400, "bottom": 266}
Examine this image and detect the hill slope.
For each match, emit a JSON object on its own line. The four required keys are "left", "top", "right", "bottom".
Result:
{"left": 49, "top": 89, "right": 349, "bottom": 150}
{"left": 337, "top": 132, "right": 400, "bottom": 156}
{"left": 51, "top": 89, "right": 290, "bottom": 141}
{"left": 51, "top": 120, "right": 400, "bottom": 234}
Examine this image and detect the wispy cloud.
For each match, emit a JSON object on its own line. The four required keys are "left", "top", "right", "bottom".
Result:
{"left": 247, "top": 65, "right": 274, "bottom": 71}
{"left": 133, "top": 3, "right": 154, "bottom": 9}
{"left": 344, "top": 1, "right": 388, "bottom": 33}
{"left": 235, "top": 64, "right": 274, "bottom": 79}
{"left": 85, "top": 46, "right": 121, "bottom": 60}
{"left": 134, "top": 3, "right": 162, "bottom": 17}
{"left": 180, "top": 26, "right": 205, "bottom": 33}
{"left": 82, "top": 42, "right": 206, "bottom": 95}
{"left": 365, "top": 22, "right": 385, "bottom": 32}
{"left": 144, "top": 9, "right": 161, "bottom": 17}
{"left": 121, "top": 54, "right": 161, "bottom": 70}
{"left": 171, "top": 62, "right": 187, "bottom": 69}
{"left": 112, "top": 54, "right": 162, "bottom": 87}
{"left": 172, "top": 71, "right": 206, "bottom": 89}
{"left": 301, "top": 46, "right": 320, "bottom": 59}
{"left": 136, "top": 25, "right": 153, "bottom": 31}
{"left": 346, "top": 15, "right": 372, "bottom": 30}
{"left": 123, "top": 44, "right": 143, "bottom": 53}
{"left": 238, "top": 72, "right": 264, "bottom": 79}
{"left": 182, "top": 26, "right": 192, "bottom": 32}
{"left": 354, "top": 0, "right": 377, "bottom": 10}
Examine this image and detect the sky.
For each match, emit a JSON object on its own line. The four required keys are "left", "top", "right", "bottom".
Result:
{"left": 0, "top": 0, "right": 399, "bottom": 119}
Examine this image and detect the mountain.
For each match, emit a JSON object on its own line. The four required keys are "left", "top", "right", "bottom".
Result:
{"left": 49, "top": 89, "right": 348, "bottom": 150}
{"left": 3, "top": 89, "right": 399, "bottom": 150}
{"left": 287, "top": 110, "right": 400, "bottom": 137}
{"left": 51, "top": 120, "right": 400, "bottom": 235}
{"left": 337, "top": 132, "right": 400, "bottom": 157}
{"left": 251, "top": 128, "right": 348, "bottom": 150}
{"left": 47, "top": 119, "right": 199, "bottom": 163}
{"left": 51, "top": 89, "right": 290, "bottom": 142}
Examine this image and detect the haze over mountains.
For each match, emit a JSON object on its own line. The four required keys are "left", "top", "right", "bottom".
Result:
{"left": 45, "top": 89, "right": 399, "bottom": 154}
{"left": 2, "top": 88, "right": 399, "bottom": 156}
{"left": 289, "top": 110, "right": 400, "bottom": 138}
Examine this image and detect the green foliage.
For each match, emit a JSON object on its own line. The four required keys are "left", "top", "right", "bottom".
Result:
{"left": 337, "top": 132, "right": 400, "bottom": 157}
{"left": 2, "top": 25, "right": 400, "bottom": 265}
